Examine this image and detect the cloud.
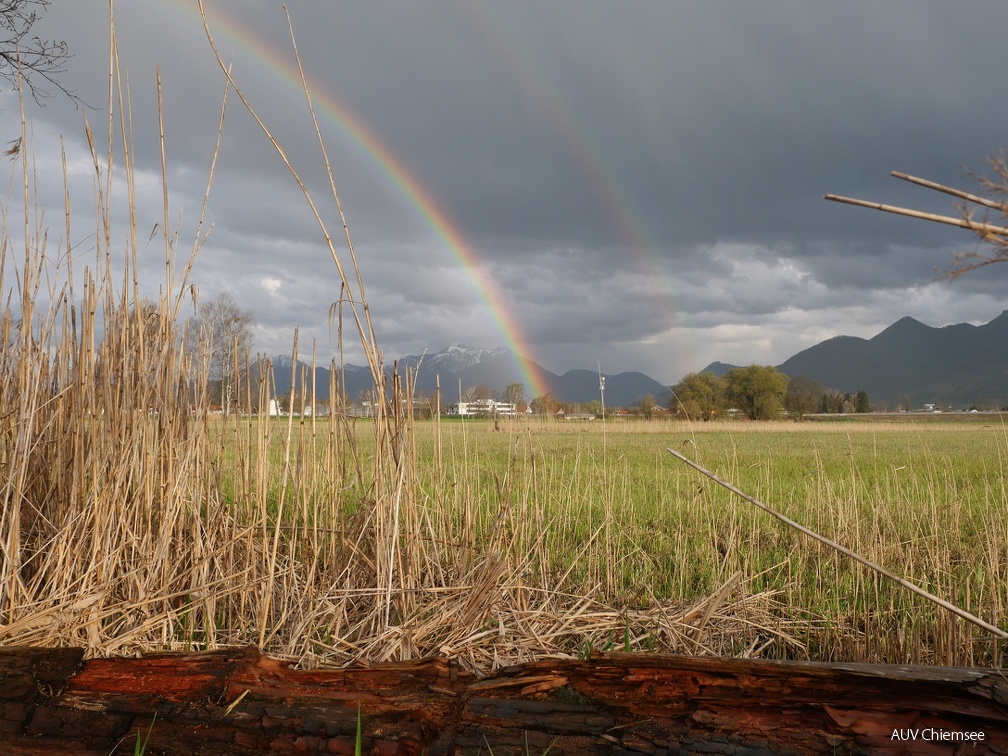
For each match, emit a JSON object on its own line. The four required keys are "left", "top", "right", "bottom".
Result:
{"left": 13, "top": 1, "right": 1008, "bottom": 387}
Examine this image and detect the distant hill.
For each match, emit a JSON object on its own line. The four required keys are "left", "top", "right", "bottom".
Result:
{"left": 700, "top": 311, "right": 1008, "bottom": 408}
{"left": 699, "top": 361, "right": 737, "bottom": 378}
{"left": 257, "top": 344, "right": 671, "bottom": 408}
{"left": 549, "top": 368, "right": 672, "bottom": 407}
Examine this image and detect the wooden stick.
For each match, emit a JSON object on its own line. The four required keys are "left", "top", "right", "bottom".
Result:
{"left": 890, "top": 170, "right": 1006, "bottom": 210}
{"left": 666, "top": 447, "right": 1008, "bottom": 640}
{"left": 823, "top": 193, "right": 1008, "bottom": 236}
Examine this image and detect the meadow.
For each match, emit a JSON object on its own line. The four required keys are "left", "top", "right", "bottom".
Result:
{"left": 201, "top": 409, "right": 1008, "bottom": 668}
{"left": 357, "top": 415, "right": 1008, "bottom": 667}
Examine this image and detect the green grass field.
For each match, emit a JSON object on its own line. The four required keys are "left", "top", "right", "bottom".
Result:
{"left": 213, "top": 412, "right": 1007, "bottom": 666}
{"left": 385, "top": 416, "right": 1008, "bottom": 665}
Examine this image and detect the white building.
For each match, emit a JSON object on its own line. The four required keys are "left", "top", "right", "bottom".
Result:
{"left": 447, "top": 399, "right": 518, "bottom": 417}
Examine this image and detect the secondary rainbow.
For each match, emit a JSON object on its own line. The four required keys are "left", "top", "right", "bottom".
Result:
{"left": 171, "top": 2, "right": 550, "bottom": 399}
{"left": 457, "top": 4, "right": 693, "bottom": 360}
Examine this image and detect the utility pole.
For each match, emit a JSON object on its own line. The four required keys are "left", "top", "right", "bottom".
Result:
{"left": 597, "top": 361, "right": 606, "bottom": 420}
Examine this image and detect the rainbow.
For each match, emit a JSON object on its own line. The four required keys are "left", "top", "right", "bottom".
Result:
{"left": 454, "top": 5, "right": 691, "bottom": 360}
{"left": 457, "top": 4, "right": 657, "bottom": 259}
{"left": 169, "top": 2, "right": 551, "bottom": 399}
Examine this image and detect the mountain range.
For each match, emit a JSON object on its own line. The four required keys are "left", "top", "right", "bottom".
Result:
{"left": 262, "top": 346, "right": 669, "bottom": 408}
{"left": 703, "top": 310, "right": 1008, "bottom": 408}
{"left": 260, "top": 310, "right": 1008, "bottom": 410}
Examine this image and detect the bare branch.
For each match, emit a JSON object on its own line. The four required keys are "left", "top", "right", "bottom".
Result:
{"left": 0, "top": 0, "right": 81, "bottom": 106}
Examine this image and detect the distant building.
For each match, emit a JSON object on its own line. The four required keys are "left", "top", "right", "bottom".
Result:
{"left": 447, "top": 399, "right": 517, "bottom": 417}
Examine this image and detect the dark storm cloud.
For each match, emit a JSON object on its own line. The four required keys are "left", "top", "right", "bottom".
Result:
{"left": 15, "top": 1, "right": 1008, "bottom": 383}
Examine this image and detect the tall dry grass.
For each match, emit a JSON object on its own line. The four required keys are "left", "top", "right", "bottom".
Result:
{"left": 0, "top": 9, "right": 788, "bottom": 672}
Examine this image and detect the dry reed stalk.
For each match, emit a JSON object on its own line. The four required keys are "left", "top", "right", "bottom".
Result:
{"left": 0, "top": 11, "right": 255, "bottom": 655}
{"left": 0, "top": 3, "right": 818, "bottom": 676}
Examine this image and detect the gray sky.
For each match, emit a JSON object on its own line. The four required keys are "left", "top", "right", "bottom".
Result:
{"left": 11, "top": 1, "right": 1008, "bottom": 384}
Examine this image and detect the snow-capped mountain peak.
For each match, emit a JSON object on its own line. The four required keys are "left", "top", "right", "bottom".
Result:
{"left": 421, "top": 344, "right": 501, "bottom": 373}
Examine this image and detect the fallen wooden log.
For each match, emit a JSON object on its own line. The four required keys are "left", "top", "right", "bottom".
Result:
{"left": 0, "top": 646, "right": 1004, "bottom": 754}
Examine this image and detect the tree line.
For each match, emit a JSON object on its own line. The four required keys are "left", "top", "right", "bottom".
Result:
{"left": 445, "top": 368, "right": 872, "bottom": 422}
{"left": 413, "top": 368, "right": 873, "bottom": 421}
{"left": 670, "top": 365, "right": 871, "bottom": 421}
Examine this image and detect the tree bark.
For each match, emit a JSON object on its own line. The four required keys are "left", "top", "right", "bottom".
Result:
{"left": 0, "top": 646, "right": 1004, "bottom": 754}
